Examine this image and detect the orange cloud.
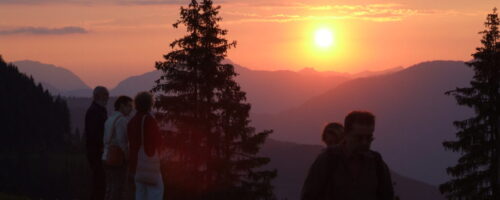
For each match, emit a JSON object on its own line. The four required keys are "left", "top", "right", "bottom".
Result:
{"left": 222, "top": 4, "right": 419, "bottom": 24}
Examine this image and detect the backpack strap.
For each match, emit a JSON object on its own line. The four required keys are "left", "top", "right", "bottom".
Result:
{"left": 140, "top": 114, "right": 147, "bottom": 146}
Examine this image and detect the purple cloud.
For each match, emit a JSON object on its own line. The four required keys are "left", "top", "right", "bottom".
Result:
{"left": 0, "top": 26, "right": 88, "bottom": 35}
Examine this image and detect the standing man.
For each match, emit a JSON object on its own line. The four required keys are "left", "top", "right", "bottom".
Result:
{"left": 301, "top": 111, "right": 394, "bottom": 200}
{"left": 85, "top": 86, "right": 109, "bottom": 200}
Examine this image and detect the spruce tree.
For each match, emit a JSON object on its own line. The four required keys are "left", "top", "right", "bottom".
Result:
{"left": 440, "top": 8, "right": 500, "bottom": 200}
{"left": 152, "top": 1, "right": 276, "bottom": 199}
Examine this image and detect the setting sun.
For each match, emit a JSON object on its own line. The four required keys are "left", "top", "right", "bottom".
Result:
{"left": 314, "top": 28, "right": 334, "bottom": 48}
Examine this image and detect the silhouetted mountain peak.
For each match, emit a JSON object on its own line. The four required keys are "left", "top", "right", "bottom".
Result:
{"left": 299, "top": 67, "right": 317, "bottom": 73}
{"left": 352, "top": 65, "right": 405, "bottom": 78}
{"left": 12, "top": 60, "right": 90, "bottom": 92}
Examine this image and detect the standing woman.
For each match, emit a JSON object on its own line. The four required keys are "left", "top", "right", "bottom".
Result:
{"left": 102, "top": 96, "right": 133, "bottom": 200}
{"left": 127, "top": 91, "right": 164, "bottom": 200}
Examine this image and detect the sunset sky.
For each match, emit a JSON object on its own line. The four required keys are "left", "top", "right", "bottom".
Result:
{"left": 0, "top": 0, "right": 498, "bottom": 87}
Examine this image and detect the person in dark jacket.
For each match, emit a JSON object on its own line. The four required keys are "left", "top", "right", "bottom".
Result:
{"left": 301, "top": 111, "right": 394, "bottom": 200}
{"left": 85, "top": 86, "right": 109, "bottom": 200}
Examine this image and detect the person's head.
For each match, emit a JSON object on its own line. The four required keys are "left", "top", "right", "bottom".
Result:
{"left": 343, "top": 111, "right": 375, "bottom": 153}
{"left": 114, "top": 96, "right": 133, "bottom": 116}
{"left": 93, "top": 86, "right": 109, "bottom": 106}
{"left": 322, "top": 122, "right": 344, "bottom": 147}
{"left": 134, "top": 91, "right": 153, "bottom": 113}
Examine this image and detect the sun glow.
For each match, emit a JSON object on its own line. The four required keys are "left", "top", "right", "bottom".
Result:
{"left": 298, "top": 22, "right": 354, "bottom": 72}
{"left": 314, "top": 28, "right": 334, "bottom": 48}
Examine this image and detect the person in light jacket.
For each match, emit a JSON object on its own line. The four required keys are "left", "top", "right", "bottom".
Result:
{"left": 102, "top": 96, "right": 133, "bottom": 200}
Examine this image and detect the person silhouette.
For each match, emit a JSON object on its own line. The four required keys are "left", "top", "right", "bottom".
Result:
{"left": 301, "top": 111, "right": 394, "bottom": 200}
{"left": 85, "top": 86, "right": 109, "bottom": 200}
{"left": 103, "top": 96, "right": 134, "bottom": 200}
{"left": 321, "top": 122, "right": 344, "bottom": 148}
{"left": 127, "top": 91, "right": 164, "bottom": 200}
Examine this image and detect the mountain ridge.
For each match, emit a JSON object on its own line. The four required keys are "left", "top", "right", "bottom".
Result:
{"left": 251, "top": 60, "right": 473, "bottom": 185}
{"left": 13, "top": 60, "right": 91, "bottom": 92}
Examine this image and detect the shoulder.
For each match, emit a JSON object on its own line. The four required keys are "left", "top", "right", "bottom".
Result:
{"left": 310, "top": 148, "right": 342, "bottom": 170}
{"left": 104, "top": 116, "right": 114, "bottom": 125}
{"left": 85, "top": 105, "right": 102, "bottom": 121}
{"left": 368, "top": 150, "right": 383, "bottom": 160}
{"left": 86, "top": 104, "right": 97, "bottom": 115}
{"left": 113, "top": 116, "right": 129, "bottom": 129}
{"left": 309, "top": 151, "right": 330, "bottom": 169}
{"left": 368, "top": 150, "right": 389, "bottom": 168}
{"left": 116, "top": 114, "right": 129, "bottom": 123}
{"left": 317, "top": 147, "right": 341, "bottom": 162}
{"left": 87, "top": 104, "right": 106, "bottom": 117}
{"left": 325, "top": 146, "right": 343, "bottom": 157}
{"left": 316, "top": 150, "right": 329, "bottom": 159}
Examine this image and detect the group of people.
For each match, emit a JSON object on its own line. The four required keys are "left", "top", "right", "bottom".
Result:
{"left": 301, "top": 111, "right": 395, "bottom": 200}
{"left": 85, "top": 86, "right": 163, "bottom": 200}
{"left": 84, "top": 86, "right": 395, "bottom": 200}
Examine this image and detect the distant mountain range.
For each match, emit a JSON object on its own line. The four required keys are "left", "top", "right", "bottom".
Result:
{"left": 13, "top": 60, "right": 401, "bottom": 114}
{"left": 110, "top": 61, "right": 353, "bottom": 113}
{"left": 252, "top": 60, "right": 473, "bottom": 186}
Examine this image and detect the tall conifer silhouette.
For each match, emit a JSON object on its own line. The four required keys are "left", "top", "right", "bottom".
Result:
{"left": 152, "top": 1, "right": 276, "bottom": 199}
{"left": 441, "top": 8, "right": 500, "bottom": 200}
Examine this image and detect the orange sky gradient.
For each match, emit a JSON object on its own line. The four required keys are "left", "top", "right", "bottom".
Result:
{"left": 0, "top": 0, "right": 498, "bottom": 87}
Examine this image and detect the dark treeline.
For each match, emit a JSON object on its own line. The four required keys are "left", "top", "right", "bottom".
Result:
{"left": 0, "top": 56, "right": 90, "bottom": 199}
{"left": 0, "top": 55, "right": 70, "bottom": 153}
